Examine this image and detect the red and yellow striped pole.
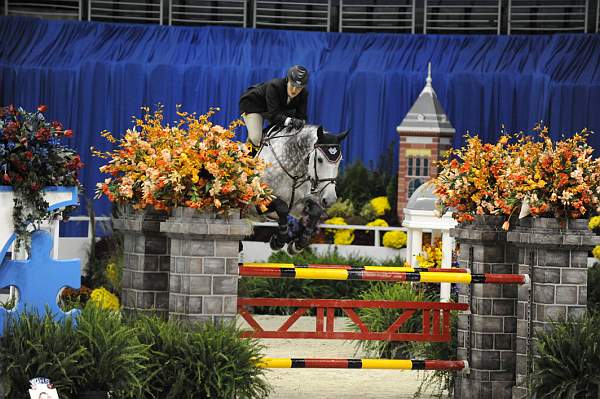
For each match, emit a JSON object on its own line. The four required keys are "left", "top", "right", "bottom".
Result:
{"left": 242, "top": 262, "right": 468, "bottom": 273}
{"left": 258, "top": 358, "right": 468, "bottom": 371}
{"left": 239, "top": 266, "right": 528, "bottom": 285}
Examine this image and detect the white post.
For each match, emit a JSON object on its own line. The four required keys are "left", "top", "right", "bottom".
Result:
{"left": 410, "top": 229, "right": 422, "bottom": 267}
{"left": 440, "top": 231, "right": 454, "bottom": 302}
{"left": 374, "top": 229, "right": 380, "bottom": 247}
{"left": 406, "top": 228, "right": 413, "bottom": 266}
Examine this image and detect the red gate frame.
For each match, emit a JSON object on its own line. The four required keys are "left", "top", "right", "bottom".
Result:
{"left": 238, "top": 298, "right": 469, "bottom": 342}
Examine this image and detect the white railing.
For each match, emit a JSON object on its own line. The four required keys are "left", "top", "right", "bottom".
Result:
{"left": 508, "top": 0, "right": 589, "bottom": 33}
{"left": 89, "top": 0, "right": 162, "bottom": 24}
{"left": 253, "top": 0, "right": 331, "bottom": 31}
{"left": 169, "top": 0, "right": 247, "bottom": 27}
{"left": 424, "top": 0, "right": 501, "bottom": 34}
{"left": 5, "top": 0, "right": 82, "bottom": 19}
{"left": 252, "top": 221, "right": 407, "bottom": 247}
{"left": 339, "top": 0, "right": 415, "bottom": 33}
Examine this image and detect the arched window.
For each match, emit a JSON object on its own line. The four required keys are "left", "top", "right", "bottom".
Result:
{"left": 408, "top": 178, "right": 425, "bottom": 198}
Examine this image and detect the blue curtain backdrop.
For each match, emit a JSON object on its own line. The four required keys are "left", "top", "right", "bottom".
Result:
{"left": 2, "top": 16, "right": 600, "bottom": 224}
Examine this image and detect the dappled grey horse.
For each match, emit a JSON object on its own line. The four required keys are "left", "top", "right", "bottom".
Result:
{"left": 255, "top": 124, "right": 349, "bottom": 254}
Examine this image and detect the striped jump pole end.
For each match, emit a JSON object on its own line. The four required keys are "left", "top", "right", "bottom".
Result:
{"left": 257, "top": 358, "right": 468, "bottom": 372}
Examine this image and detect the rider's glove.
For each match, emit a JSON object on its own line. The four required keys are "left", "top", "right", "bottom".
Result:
{"left": 290, "top": 118, "right": 305, "bottom": 130}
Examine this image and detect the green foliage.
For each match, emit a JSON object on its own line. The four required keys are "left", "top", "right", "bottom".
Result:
{"left": 325, "top": 198, "right": 355, "bottom": 218}
{"left": 411, "top": 312, "right": 459, "bottom": 398}
{"left": 589, "top": 264, "right": 600, "bottom": 313}
{"left": 0, "top": 310, "right": 86, "bottom": 399}
{"left": 359, "top": 202, "right": 377, "bottom": 221}
{"left": 238, "top": 249, "right": 406, "bottom": 314}
{"left": 75, "top": 305, "right": 148, "bottom": 397}
{"left": 133, "top": 315, "right": 270, "bottom": 399}
{"left": 352, "top": 283, "right": 425, "bottom": 359}
{"left": 531, "top": 311, "right": 600, "bottom": 398}
{"left": 336, "top": 141, "right": 399, "bottom": 225}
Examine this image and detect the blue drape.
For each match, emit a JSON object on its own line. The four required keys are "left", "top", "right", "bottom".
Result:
{"left": 2, "top": 16, "right": 600, "bottom": 225}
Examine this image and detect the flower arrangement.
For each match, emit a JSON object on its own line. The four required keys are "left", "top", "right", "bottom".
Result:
{"left": 435, "top": 126, "right": 600, "bottom": 224}
{"left": 94, "top": 106, "right": 272, "bottom": 215}
{"left": 89, "top": 287, "right": 120, "bottom": 311}
{"left": 416, "top": 240, "right": 443, "bottom": 268}
{"left": 0, "top": 105, "right": 83, "bottom": 251}
{"left": 382, "top": 230, "right": 407, "bottom": 249}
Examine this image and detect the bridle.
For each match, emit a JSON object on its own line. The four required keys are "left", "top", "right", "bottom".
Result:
{"left": 260, "top": 126, "right": 341, "bottom": 209}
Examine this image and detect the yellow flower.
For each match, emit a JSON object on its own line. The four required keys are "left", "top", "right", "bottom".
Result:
{"left": 106, "top": 262, "right": 119, "bottom": 287}
{"left": 333, "top": 229, "right": 355, "bottom": 245}
{"left": 370, "top": 196, "right": 391, "bottom": 216}
{"left": 366, "top": 218, "right": 389, "bottom": 227}
{"left": 589, "top": 216, "right": 600, "bottom": 231}
{"left": 90, "top": 287, "right": 120, "bottom": 311}
{"left": 382, "top": 231, "right": 407, "bottom": 249}
{"left": 593, "top": 245, "right": 600, "bottom": 260}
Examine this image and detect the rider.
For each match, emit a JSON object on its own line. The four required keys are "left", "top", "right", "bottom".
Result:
{"left": 239, "top": 65, "right": 309, "bottom": 154}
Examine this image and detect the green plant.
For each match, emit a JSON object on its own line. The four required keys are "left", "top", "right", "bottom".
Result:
{"left": 588, "top": 265, "right": 600, "bottom": 313}
{"left": 359, "top": 202, "right": 377, "bottom": 221}
{"left": 352, "top": 282, "right": 425, "bottom": 359}
{"left": 411, "top": 311, "right": 460, "bottom": 398}
{"left": 325, "top": 198, "right": 355, "bottom": 218}
{"left": 75, "top": 305, "right": 148, "bottom": 397}
{"left": 133, "top": 315, "right": 270, "bottom": 399}
{"left": 0, "top": 310, "right": 86, "bottom": 399}
{"left": 531, "top": 311, "right": 600, "bottom": 398}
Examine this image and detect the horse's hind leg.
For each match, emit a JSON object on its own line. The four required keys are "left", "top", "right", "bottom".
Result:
{"left": 266, "top": 198, "right": 290, "bottom": 250}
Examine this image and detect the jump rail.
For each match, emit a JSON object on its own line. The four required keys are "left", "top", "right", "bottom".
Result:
{"left": 242, "top": 262, "right": 468, "bottom": 273}
{"left": 258, "top": 358, "right": 469, "bottom": 371}
{"left": 238, "top": 298, "right": 469, "bottom": 341}
{"left": 239, "top": 266, "right": 529, "bottom": 285}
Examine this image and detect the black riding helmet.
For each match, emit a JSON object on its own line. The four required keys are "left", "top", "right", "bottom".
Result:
{"left": 287, "top": 65, "right": 309, "bottom": 88}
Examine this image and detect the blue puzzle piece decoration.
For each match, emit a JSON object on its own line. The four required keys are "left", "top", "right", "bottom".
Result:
{"left": 0, "top": 230, "right": 81, "bottom": 335}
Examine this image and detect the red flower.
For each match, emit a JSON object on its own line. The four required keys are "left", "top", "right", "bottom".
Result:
{"left": 37, "top": 104, "right": 48, "bottom": 113}
{"left": 64, "top": 129, "right": 73, "bottom": 138}
{"left": 24, "top": 151, "right": 33, "bottom": 160}
{"left": 2, "top": 173, "right": 10, "bottom": 184}
{"left": 51, "top": 121, "right": 63, "bottom": 131}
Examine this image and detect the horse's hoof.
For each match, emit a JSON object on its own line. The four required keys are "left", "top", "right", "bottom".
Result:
{"left": 287, "top": 240, "right": 305, "bottom": 255}
{"left": 269, "top": 235, "right": 286, "bottom": 250}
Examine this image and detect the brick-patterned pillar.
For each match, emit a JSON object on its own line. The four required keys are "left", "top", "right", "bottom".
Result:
{"left": 508, "top": 218, "right": 600, "bottom": 399}
{"left": 161, "top": 207, "right": 252, "bottom": 324}
{"left": 452, "top": 216, "right": 518, "bottom": 399}
{"left": 113, "top": 208, "right": 170, "bottom": 318}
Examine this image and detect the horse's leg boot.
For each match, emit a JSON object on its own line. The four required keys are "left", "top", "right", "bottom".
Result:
{"left": 270, "top": 224, "right": 289, "bottom": 250}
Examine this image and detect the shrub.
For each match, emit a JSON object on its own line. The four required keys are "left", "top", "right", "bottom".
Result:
{"left": 359, "top": 202, "right": 377, "bottom": 221}
{"left": 589, "top": 265, "right": 600, "bottom": 312}
{"left": 75, "top": 305, "right": 148, "bottom": 397}
{"left": 411, "top": 312, "right": 459, "bottom": 398}
{"left": 382, "top": 230, "right": 407, "bottom": 249}
{"left": 352, "top": 282, "right": 425, "bottom": 359}
{"left": 531, "top": 311, "right": 600, "bottom": 398}
{"left": 133, "top": 315, "right": 270, "bottom": 399}
{"left": 325, "top": 198, "right": 355, "bottom": 218}
{"left": 0, "top": 310, "right": 86, "bottom": 399}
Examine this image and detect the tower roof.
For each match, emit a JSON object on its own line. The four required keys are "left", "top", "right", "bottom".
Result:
{"left": 397, "top": 63, "right": 455, "bottom": 135}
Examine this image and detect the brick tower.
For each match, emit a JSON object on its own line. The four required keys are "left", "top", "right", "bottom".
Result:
{"left": 396, "top": 64, "right": 455, "bottom": 221}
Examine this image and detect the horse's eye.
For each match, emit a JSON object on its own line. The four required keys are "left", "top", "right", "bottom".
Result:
{"left": 318, "top": 157, "right": 323, "bottom": 163}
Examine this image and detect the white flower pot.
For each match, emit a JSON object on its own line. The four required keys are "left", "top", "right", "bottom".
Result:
{"left": 0, "top": 186, "right": 78, "bottom": 262}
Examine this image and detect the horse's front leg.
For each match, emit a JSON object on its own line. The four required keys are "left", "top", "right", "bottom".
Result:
{"left": 266, "top": 197, "right": 290, "bottom": 250}
{"left": 288, "top": 198, "right": 323, "bottom": 254}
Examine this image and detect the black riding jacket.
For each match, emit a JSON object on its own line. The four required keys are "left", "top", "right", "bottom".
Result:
{"left": 239, "top": 77, "right": 308, "bottom": 126}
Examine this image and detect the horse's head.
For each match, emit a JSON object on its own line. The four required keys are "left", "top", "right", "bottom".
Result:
{"left": 308, "top": 126, "right": 349, "bottom": 208}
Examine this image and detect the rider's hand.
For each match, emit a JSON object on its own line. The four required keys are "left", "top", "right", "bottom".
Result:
{"left": 290, "top": 118, "right": 305, "bottom": 130}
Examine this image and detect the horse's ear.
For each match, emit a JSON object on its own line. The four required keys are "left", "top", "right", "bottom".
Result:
{"left": 317, "top": 126, "right": 324, "bottom": 141}
{"left": 336, "top": 129, "right": 350, "bottom": 143}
